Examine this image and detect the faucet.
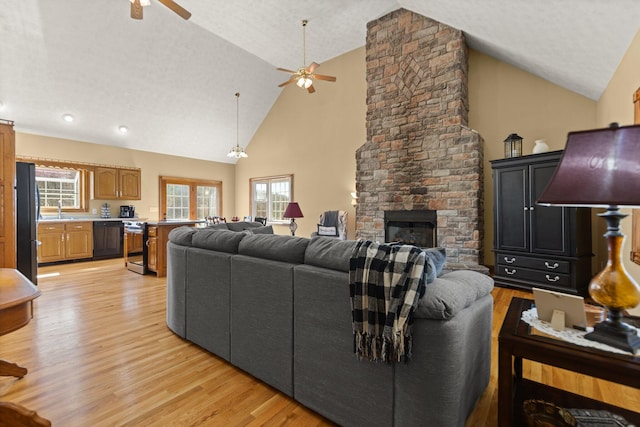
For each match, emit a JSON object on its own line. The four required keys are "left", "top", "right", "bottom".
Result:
{"left": 58, "top": 200, "right": 62, "bottom": 219}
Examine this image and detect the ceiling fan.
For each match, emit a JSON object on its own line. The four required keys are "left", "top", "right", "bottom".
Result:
{"left": 130, "top": 0, "right": 191, "bottom": 20}
{"left": 277, "top": 20, "right": 336, "bottom": 94}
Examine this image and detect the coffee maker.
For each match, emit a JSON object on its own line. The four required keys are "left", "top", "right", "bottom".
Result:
{"left": 119, "top": 205, "right": 135, "bottom": 218}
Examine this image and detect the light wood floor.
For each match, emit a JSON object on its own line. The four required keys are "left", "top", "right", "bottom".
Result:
{"left": 1, "top": 259, "right": 638, "bottom": 426}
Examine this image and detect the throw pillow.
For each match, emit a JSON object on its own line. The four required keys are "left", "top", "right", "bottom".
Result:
{"left": 424, "top": 247, "right": 447, "bottom": 283}
{"left": 249, "top": 225, "right": 274, "bottom": 234}
{"left": 317, "top": 225, "right": 338, "bottom": 237}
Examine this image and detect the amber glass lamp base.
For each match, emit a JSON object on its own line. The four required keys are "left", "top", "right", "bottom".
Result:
{"left": 585, "top": 208, "right": 640, "bottom": 353}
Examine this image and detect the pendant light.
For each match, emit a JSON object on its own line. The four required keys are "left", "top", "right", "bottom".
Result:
{"left": 227, "top": 92, "right": 248, "bottom": 159}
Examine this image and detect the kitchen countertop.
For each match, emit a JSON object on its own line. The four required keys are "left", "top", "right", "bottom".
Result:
{"left": 145, "top": 220, "right": 205, "bottom": 226}
{"left": 39, "top": 217, "right": 145, "bottom": 223}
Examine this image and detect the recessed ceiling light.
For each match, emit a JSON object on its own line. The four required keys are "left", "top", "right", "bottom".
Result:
{"left": 62, "top": 113, "right": 74, "bottom": 122}
{"left": 118, "top": 125, "right": 128, "bottom": 134}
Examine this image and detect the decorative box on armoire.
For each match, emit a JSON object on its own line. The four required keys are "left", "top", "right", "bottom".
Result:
{"left": 491, "top": 150, "right": 592, "bottom": 296}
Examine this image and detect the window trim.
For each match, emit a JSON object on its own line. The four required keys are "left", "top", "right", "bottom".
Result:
{"left": 17, "top": 157, "right": 90, "bottom": 213}
{"left": 159, "top": 176, "right": 222, "bottom": 220}
{"left": 249, "top": 174, "right": 293, "bottom": 224}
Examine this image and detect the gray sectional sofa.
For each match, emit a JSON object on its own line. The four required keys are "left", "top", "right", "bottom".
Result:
{"left": 166, "top": 226, "right": 494, "bottom": 427}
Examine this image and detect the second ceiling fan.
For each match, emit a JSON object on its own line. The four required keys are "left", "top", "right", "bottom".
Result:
{"left": 130, "top": 0, "right": 191, "bottom": 20}
{"left": 277, "top": 20, "right": 336, "bottom": 94}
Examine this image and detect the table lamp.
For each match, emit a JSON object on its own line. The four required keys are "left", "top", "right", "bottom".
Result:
{"left": 283, "top": 202, "right": 303, "bottom": 236}
{"left": 537, "top": 124, "right": 640, "bottom": 353}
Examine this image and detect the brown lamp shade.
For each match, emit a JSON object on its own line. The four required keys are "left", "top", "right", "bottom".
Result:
{"left": 283, "top": 202, "right": 304, "bottom": 219}
{"left": 537, "top": 125, "right": 640, "bottom": 207}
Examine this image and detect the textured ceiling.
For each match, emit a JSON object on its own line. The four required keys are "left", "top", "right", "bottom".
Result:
{"left": 0, "top": 0, "right": 639, "bottom": 163}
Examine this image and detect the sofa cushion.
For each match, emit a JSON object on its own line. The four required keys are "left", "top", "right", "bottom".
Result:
{"left": 167, "top": 226, "right": 198, "bottom": 247}
{"left": 415, "top": 270, "right": 494, "bottom": 320}
{"left": 249, "top": 225, "right": 274, "bottom": 234}
{"left": 304, "top": 237, "right": 359, "bottom": 272}
{"left": 238, "top": 234, "right": 309, "bottom": 264}
{"left": 226, "top": 221, "right": 264, "bottom": 232}
{"left": 191, "top": 229, "right": 246, "bottom": 253}
{"left": 206, "top": 223, "right": 229, "bottom": 230}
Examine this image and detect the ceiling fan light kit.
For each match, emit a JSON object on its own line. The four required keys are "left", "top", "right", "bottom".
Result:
{"left": 277, "top": 19, "right": 337, "bottom": 94}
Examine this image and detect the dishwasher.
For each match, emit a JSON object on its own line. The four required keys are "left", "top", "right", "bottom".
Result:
{"left": 93, "top": 221, "right": 124, "bottom": 259}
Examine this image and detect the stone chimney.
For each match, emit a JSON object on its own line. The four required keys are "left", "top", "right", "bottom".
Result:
{"left": 355, "top": 9, "right": 484, "bottom": 266}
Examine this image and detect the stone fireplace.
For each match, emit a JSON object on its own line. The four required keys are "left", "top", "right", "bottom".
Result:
{"left": 355, "top": 9, "right": 485, "bottom": 267}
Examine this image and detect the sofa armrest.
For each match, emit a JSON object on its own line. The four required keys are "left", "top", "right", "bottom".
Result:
{"left": 415, "top": 270, "right": 494, "bottom": 320}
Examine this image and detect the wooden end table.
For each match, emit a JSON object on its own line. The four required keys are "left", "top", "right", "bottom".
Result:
{"left": 0, "top": 268, "right": 51, "bottom": 426}
{"left": 498, "top": 297, "right": 640, "bottom": 427}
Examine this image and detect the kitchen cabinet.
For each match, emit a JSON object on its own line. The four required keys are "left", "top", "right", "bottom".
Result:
{"left": 38, "top": 221, "right": 93, "bottom": 264}
{"left": 94, "top": 167, "right": 141, "bottom": 200}
{"left": 145, "top": 221, "right": 202, "bottom": 277}
{"left": 0, "top": 121, "right": 16, "bottom": 268}
{"left": 146, "top": 226, "right": 157, "bottom": 273}
{"left": 491, "top": 151, "right": 592, "bottom": 295}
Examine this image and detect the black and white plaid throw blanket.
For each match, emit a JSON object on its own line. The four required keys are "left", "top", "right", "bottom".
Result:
{"left": 349, "top": 240, "right": 427, "bottom": 363}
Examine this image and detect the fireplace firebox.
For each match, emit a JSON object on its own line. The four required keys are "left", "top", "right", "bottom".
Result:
{"left": 384, "top": 210, "right": 437, "bottom": 248}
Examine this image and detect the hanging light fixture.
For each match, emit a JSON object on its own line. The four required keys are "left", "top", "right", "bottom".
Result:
{"left": 227, "top": 92, "right": 248, "bottom": 159}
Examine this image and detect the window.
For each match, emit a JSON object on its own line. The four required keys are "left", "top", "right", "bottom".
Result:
{"left": 25, "top": 160, "right": 90, "bottom": 213}
{"left": 250, "top": 175, "right": 293, "bottom": 223}
{"left": 159, "top": 176, "right": 221, "bottom": 220}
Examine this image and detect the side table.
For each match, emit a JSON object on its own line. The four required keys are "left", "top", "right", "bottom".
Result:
{"left": 498, "top": 297, "right": 640, "bottom": 426}
{"left": 0, "top": 268, "right": 51, "bottom": 426}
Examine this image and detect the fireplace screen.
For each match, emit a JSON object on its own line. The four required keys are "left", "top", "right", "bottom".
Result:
{"left": 384, "top": 210, "right": 437, "bottom": 248}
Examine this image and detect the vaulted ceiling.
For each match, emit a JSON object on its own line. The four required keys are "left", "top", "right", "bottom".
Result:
{"left": 1, "top": 0, "right": 639, "bottom": 163}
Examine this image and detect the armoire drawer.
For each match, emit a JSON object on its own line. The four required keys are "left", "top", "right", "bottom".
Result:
{"left": 496, "top": 265, "right": 570, "bottom": 287}
{"left": 496, "top": 253, "right": 570, "bottom": 274}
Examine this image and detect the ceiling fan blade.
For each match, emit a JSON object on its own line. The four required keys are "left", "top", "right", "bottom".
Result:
{"left": 278, "top": 78, "right": 297, "bottom": 88}
{"left": 307, "top": 84, "right": 316, "bottom": 94}
{"left": 131, "top": 0, "right": 143, "bottom": 19}
{"left": 276, "top": 67, "right": 297, "bottom": 74}
{"left": 306, "top": 62, "right": 320, "bottom": 73}
{"left": 157, "top": 0, "right": 191, "bottom": 20}
{"left": 313, "top": 74, "right": 337, "bottom": 82}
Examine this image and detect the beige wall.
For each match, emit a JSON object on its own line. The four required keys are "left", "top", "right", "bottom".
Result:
{"left": 16, "top": 32, "right": 637, "bottom": 275}
{"left": 234, "top": 47, "right": 366, "bottom": 237}
{"left": 468, "top": 50, "right": 598, "bottom": 266}
{"left": 596, "top": 29, "right": 640, "bottom": 284}
{"left": 16, "top": 133, "right": 235, "bottom": 221}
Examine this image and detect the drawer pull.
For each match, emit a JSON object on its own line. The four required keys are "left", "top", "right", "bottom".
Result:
{"left": 505, "top": 268, "right": 516, "bottom": 275}
{"left": 544, "top": 262, "right": 559, "bottom": 270}
{"left": 545, "top": 275, "right": 560, "bottom": 282}
{"left": 504, "top": 257, "right": 516, "bottom": 264}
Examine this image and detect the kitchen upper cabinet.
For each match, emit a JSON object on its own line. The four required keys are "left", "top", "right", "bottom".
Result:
{"left": 0, "top": 121, "right": 16, "bottom": 269}
{"left": 491, "top": 151, "right": 592, "bottom": 295}
{"left": 94, "top": 167, "right": 141, "bottom": 200}
{"left": 38, "top": 221, "right": 93, "bottom": 264}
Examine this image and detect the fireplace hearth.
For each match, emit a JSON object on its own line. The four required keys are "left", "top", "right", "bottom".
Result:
{"left": 385, "top": 210, "right": 436, "bottom": 248}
